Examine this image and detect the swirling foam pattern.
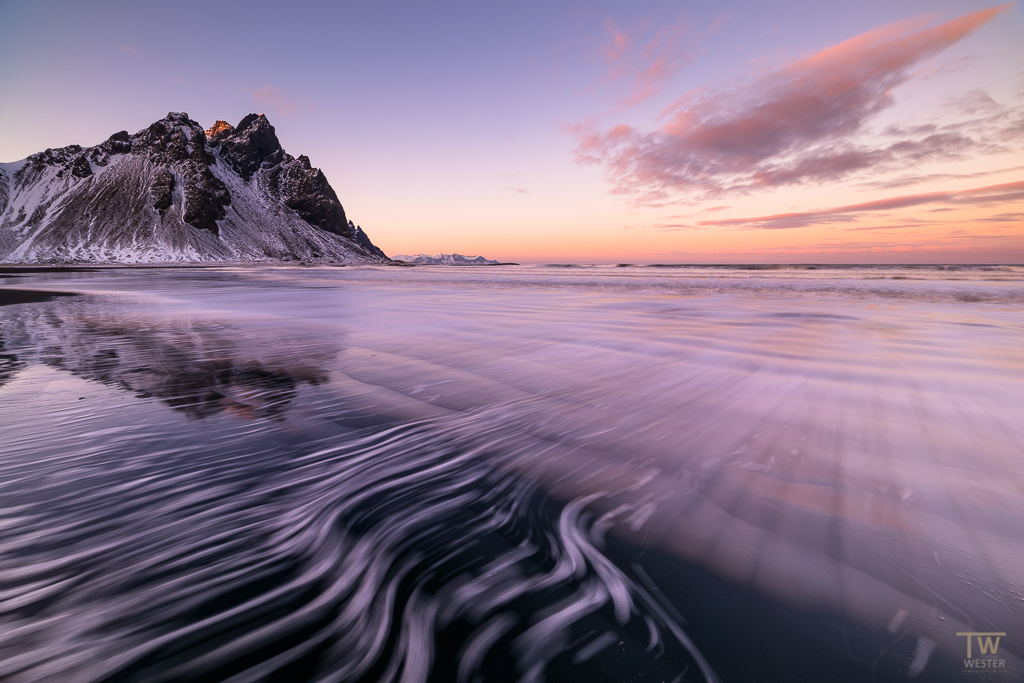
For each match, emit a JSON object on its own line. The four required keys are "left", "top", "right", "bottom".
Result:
{"left": 0, "top": 297, "right": 714, "bottom": 682}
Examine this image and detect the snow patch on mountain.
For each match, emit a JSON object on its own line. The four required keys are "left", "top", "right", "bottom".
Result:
{"left": 392, "top": 253, "right": 506, "bottom": 265}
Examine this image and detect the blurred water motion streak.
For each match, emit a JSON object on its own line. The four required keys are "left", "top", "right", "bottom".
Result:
{"left": 0, "top": 264, "right": 1022, "bottom": 682}
{"left": 0, "top": 297, "right": 713, "bottom": 683}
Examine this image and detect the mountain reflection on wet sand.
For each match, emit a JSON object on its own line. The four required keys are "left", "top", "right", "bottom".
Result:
{"left": 0, "top": 264, "right": 1021, "bottom": 683}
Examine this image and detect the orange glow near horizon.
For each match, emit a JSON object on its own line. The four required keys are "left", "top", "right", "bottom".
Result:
{"left": 364, "top": 163, "right": 1024, "bottom": 263}
{"left": 358, "top": 5, "right": 1024, "bottom": 264}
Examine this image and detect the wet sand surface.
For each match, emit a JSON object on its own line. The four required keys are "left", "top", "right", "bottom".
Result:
{"left": 0, "top": 289, "right": 79, "bottom": 306}
{"left": 0, "top": 264, "right": 1021, "bottom": 682}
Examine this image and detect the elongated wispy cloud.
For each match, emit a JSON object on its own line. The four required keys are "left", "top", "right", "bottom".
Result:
{"left": 699, "top": 180, "right": 1024, "bottom": 229}
{"left": 252, "top": 85, "right": 305, "bottom": 118}
{"left": 600, "top": 13, "right": 731, "bottom": 108}
{"left": 576, "top": 5, "right": 1014, "bottom": 203}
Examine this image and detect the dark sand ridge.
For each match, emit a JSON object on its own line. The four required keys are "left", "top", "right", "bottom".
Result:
{"left": 0, "top": 289, "right": 79, "bottom": 306}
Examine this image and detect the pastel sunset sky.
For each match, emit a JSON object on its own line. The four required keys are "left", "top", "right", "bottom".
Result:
{"left": 1, "top": 0, "right": 1021, "bottom": 263}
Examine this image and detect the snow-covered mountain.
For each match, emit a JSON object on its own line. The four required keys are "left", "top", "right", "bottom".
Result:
{"left": 392, "top": 253, "right": 506, "bottom": 265}
{"left": 0, "top": 112, "right": 388, "bottom": 264}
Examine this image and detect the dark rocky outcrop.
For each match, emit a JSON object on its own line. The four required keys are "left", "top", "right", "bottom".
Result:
{"left": 88, "top": 131, "right": 132, "bottom": 167}
{"left": 69, "top": 154, "right": 93, "bottom": 179}
{"left": 351, "top": 223, "right": 387, "bottom": 259}
{"left": 150, "top": 168, "right": 175, "bottom": 214}
{"left": 217, "top": 114, "right": 356, "bottom": 240}
{"left": 205, "top": 120, "right": 234, "bottom": 141}
{"left": 218, "top": 114, "right": 285, "bottom": 181}
{"left": 181, "top": 169, "right": 230, "bottom": 235}
{"left": 0, "top": 168, "right": 8, "bottom": 216}
{"left": 268, "top": 155, "right": 351, "bottom": 239}
{"left": 20, "top": 145, "right": 95, "bottom": 182}
{"left": 118, "top": 113, "right": 233, "bottom": 235}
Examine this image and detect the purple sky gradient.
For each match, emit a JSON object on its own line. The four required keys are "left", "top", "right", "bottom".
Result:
{"left": 1, "top": 0, "right": 1021, "bottom": 262}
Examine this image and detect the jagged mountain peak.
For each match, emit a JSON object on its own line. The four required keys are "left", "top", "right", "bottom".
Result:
{"left": 0, "top": 112, "right": 387, "bottom": 264}
{"left": 205, "top": 120, "right": 234, "bottom": 140}
{"left": 215, "top": 113, "right": 285, "bottom": 181}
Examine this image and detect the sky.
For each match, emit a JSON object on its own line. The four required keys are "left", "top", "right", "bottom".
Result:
{"left": 1, "top": 0, "right": 1022, "bottom": 263}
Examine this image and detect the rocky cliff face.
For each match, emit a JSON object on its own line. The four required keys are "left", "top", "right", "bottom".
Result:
{"left": 0, "top": 112, "right": 388, "bottom": 264}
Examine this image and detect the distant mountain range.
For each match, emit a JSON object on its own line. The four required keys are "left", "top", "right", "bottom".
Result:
{"left": 393, "top": 253, "right": 513, "bottom": 265}
{"left": 0, "top": 112, "right": 388, "bottom": 264}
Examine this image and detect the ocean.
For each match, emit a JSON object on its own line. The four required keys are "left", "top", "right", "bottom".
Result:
{"left": 1, "top": 264, "right": 1022, "bottom": 683}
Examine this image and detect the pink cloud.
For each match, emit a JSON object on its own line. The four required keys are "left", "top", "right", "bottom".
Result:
{"left": 252, "top": 85, "right": 305, "bottom": 118}
{"left": 598, "top": 16, "right": 696, "bottom": 106}
{"left": 706, "top": 11, "right": 733, "bottom": 36}
{"left": 577, "top": 5, "right": 1014, "bottom": 202}
{"left": 698, "top": 180, "right": 1024, "bottom": 229}
{"left": 860, "top": 164, "right": 1024, "bottom": 191}
{"left": 625, "top": 23, "right": 692, "bottom": 106}
{"left": 603, "top": 19, "right": 630, "bottom": 63}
